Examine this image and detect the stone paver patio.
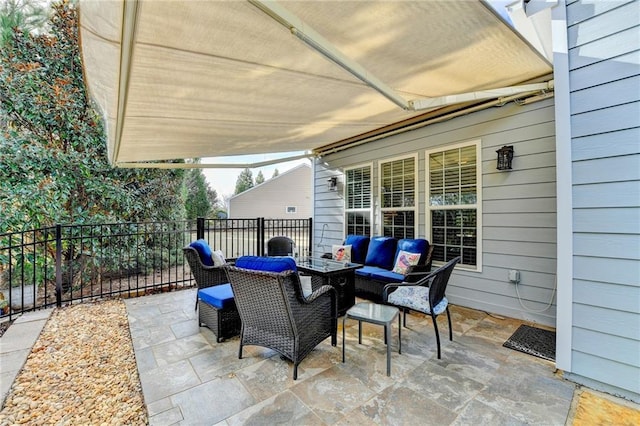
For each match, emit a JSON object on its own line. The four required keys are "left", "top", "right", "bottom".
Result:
{"left": 125, "top": 289, "right": 576, "bottom": 425}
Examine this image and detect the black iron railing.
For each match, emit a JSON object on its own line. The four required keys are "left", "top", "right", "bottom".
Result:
{"left": 0, "top": 217, "right": 312, "bottom": 320}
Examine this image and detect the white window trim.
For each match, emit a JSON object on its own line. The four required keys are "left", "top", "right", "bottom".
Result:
{"left": 378, "top": 153, "right": 419, "bottom": 237}
{"left": 425, "top": 140, "right": 482, "bottom": 272}
{"left": 344, "top": 163, "right": 373, "bottom": 237}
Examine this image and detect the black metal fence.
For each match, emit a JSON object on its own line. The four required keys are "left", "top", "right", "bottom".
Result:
{"left": 0, "top": 217, "right": 312, "bottom": 320}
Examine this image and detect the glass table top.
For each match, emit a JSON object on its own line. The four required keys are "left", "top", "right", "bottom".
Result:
{"left": 346, "top": 302, "right": 399, "bottom": 323}
{"left": 296, "top": 257, "right": 361, "bottom": 273}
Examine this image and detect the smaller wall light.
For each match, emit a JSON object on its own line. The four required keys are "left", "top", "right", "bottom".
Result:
{"left": 496, "top": 145, "right": 514, "bottom": 171}
{"left": 327, "top": 176, "right": 338, "bottom": 191}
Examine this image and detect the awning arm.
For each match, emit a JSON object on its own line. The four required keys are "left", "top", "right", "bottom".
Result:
{"left": 112, "top": 0, "right": 140, "bottom": 164}
{"left": 114, "top": 152, "right": 313, "bottom": 169}
{"left": 409, "top": 80, "right": 554, "bottom": 110}
{"left": 248, "top": 0, "right": 410, "bottom": 110}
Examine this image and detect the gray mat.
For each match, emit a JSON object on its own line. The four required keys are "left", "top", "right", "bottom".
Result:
{"left": 503, "top": 324, "right": 556, "bottom": 361}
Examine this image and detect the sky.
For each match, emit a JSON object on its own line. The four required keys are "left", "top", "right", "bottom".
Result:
{"left": 201, "top": 153, "right": 311, "bottom": 200}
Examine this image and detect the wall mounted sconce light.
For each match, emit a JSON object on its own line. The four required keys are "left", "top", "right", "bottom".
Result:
{"left": 327, "top": 176, "right": 338, "bottom": 191}
{"left": 496, "top": 145, "right": 514, "bottom": 171}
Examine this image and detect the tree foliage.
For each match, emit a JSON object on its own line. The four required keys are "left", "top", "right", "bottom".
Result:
{"left": 255, "top": 170, "right": 265, "bottom": 185}
{"left": 234, "top": 168, "right": 254, "bottom": 195}
{"left": 0, "top": 0, "right": 49, "bottom": 46}
{"left": 272, "top": 168, "right": 279, "bottom": 178}
{"left": 0, "top": 0, "right": 186, "bottom": 234}
{"left": 185, "top": 168, "right": 220, "bottom": 219}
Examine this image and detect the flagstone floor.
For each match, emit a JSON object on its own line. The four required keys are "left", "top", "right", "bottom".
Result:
{"left": 125, "top": 289, "right": 577, "bottom": 425}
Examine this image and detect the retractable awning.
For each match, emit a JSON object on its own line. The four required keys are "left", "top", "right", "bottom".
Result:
{"left": 79, "top": 0, "right": 552, "bottom": 167}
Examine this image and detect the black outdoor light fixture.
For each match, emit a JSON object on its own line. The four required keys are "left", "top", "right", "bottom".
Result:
{"left": 327, "top": 176, "right": 338, "bottom": 191}
{"left": 496, "top": 145, "right": 514, "bottom": 171}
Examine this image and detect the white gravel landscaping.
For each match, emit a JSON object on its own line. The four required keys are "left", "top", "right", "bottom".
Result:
{"left": 0, "top": 300, "right": 147, "bottom": 425}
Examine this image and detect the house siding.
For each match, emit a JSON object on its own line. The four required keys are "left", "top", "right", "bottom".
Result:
{"left": 314, "top": 99, "right": 559, "bottom": 325}
{"left": 229, "top": 164, "right": 312, "bottom": 219}
{"left": 566, "top": 0, "right": 640, "bottom": 399}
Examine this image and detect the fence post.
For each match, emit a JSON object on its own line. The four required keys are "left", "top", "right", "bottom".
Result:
{"left": 308, "top": 217, "right": 313, "bottom": 257}
{"left": 196, "top": 217, "right": 204, "bottom": 240}
{"left": 55, "top": 224, "right": 62, "bottom": 307}
{"left": 258, "top": 217, "right": 264, "bottom": 256}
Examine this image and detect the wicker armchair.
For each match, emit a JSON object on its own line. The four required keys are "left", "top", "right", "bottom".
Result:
{"left": 267, "top": 236, "right": 295, "bottom": 256}
{"left": 183, "top": 246, "right": 229, "bottom": 310}
{"left": 224, "top": 265, "right": 337, "bottom": 380}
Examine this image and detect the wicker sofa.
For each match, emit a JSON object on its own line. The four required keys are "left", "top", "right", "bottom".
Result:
{"left": 348, "top": 236, "right": 433, "bottom": 303}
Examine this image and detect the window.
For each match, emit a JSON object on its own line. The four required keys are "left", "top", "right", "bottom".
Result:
{"left": 380, "top": 155, "right": 416, "bottom": 239}
{"left": 286, "top": 206, "right": 297, "bottom": 214}
{"left": 427, "top": 142, "right": 481, "bottom": 268}
{"left": 345, "top": 165, "right": 372, "bottom": 236}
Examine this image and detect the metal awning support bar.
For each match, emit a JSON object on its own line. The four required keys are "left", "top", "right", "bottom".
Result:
{"left": 115, "top": 152, "right": 312, "bottom": 169}
{"left": 315, "top": 88, "right": 555, "bottom": 157}
{"left": 408, "top": 81, "right": 554, "bottom": 110}
{"left": 113, "top": 0, "right": 140, "bottom": 164}
{"left": 248, "top": 0, "right": 411, "bottom": 110}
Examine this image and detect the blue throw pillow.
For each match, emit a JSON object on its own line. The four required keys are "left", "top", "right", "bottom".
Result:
{"left": 364, "top": 237, "right": 397, "bottom": 270}
{"left": 235, "top": 255, "right": 297, "bottom": 273}
{"left": 189, "top": 239, "right": 214, "bottom": 266}
{"left": 395, "top": 239, "right": 429, "bottom": 265}
{"left": 344, "top": 235, "right": 370, "bottom": 264}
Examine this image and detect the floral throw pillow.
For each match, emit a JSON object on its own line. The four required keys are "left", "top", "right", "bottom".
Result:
{"left": 332, "top": 244, "right": 352, "bottom": 262}
{"left": 392, "top": 250, "right": 421, "bottom": 275}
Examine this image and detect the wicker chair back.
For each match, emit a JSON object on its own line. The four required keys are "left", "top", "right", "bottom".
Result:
{"left": 224, "top": 265, "right": 337, "bottom": 379}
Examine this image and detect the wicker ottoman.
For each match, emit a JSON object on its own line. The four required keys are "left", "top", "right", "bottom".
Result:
{"left": 198, "top": 284, "right": 241, "bottom": 342}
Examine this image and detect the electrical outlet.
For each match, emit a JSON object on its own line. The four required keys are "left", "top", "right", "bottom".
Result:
{"left": 508, "top": 269, "right": 520, "bottom": 283}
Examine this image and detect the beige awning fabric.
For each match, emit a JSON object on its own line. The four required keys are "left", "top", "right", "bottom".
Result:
{"left": 78, "top": 0, "right": 552, "bottom": 167}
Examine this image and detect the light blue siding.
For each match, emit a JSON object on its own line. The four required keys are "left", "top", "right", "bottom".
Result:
{"left": 314, "top": 100, "right": 559, "bottom": 326}
{"left": 567, "top": 0, "right": 640, "bottom": 398}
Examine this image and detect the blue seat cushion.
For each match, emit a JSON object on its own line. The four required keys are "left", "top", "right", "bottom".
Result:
{"left": 355, "top": 265, "right": 381, "bottom": 278}
{"left": 198, "top": 284, "right": 235, "bottom": 310}
{"left": 344, "top": 235, "right": 370, "bottom": 264}
{"left": 190, "top": 239, "right": 214, "bottom": 266}
{"left": 369, "top": 269, "right": 404, "bottom": 283}
{"left": 395, "top": 239, "right": 429, "bottom": 265}
{"left": 235, "top": 255, "right": 297, "bottom": 273}
{"left": 364, "top": 237, "right": 397, "bottom": 270}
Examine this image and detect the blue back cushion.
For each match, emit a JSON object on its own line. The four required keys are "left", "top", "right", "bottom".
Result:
{"left": 364, "top": 237, "right": 397, "bottom": 270}
{"left": 395, "top": 239, "right": 429, "bottom": 265}
{"left": 235, "top": 255, "right": 297, "bottom": 273}
{"left": 189, "top": 239, "right": 214, "bottom": 266}
{"left": 344, "top": 235, "right": 370, "bottom": 264}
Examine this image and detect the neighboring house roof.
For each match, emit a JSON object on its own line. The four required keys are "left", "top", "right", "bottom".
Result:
{"left": 228, "top": 163, "right": 312, "bottom": 219}
{"left": 229, "top": 163, "right": 310, "bottom": 201}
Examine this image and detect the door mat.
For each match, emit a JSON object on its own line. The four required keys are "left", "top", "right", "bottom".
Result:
{"left": 503, "top": 324, "right": 556, "bottom": 361}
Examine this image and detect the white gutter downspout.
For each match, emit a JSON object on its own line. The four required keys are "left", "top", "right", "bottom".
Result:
{"left": 550, "top": 0, "right": 573, "bottom": 373}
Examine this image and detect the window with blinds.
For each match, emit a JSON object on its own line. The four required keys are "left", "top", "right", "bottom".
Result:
{"left": 380, "top": 156, "right": 416, "bottom": 238}
{"left": 427, "top": 143, "right": 480, "bottom": 268}
{"left": 345, "top": 165, "right": 372, "bottom": 236}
